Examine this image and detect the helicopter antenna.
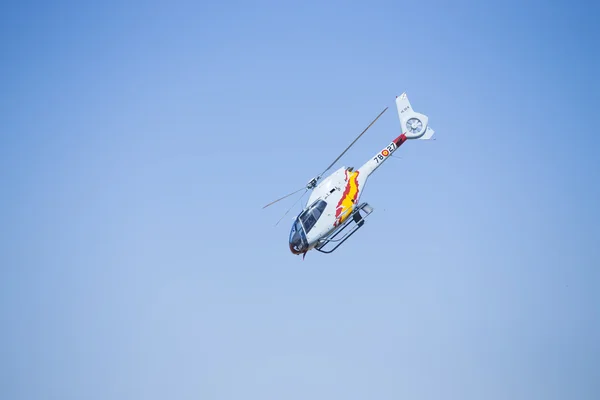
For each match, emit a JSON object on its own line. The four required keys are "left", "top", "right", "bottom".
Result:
{"left": 317, "top": 106, "right": 388, "bottom": 179}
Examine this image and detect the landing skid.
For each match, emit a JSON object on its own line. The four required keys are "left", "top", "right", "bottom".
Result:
{"left": 315, "top": 202, "right": 374, "bottom": 254}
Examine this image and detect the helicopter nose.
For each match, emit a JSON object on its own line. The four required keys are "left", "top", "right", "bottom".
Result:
{"left": 289, "top": 242, "right": 302, "bottom": 254}
{"left": 289, "top": 235, "right": 305, "bottom": 255}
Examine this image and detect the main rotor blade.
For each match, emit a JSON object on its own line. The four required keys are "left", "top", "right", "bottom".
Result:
{"left": 262, "top": 187, "right": 305, "bottom": 209}
{"left": 318, "top": 106, "right": 388, "bottom": 178}
{"left": 275, "top": 189, "right": 307, "bottom": 226}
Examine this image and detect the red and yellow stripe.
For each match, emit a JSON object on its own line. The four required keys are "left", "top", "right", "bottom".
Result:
{"left": 334, "top": 170, "right": 360, "bottom": 226}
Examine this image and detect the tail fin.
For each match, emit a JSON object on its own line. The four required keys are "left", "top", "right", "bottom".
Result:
{"left": 396, "top": 93, "right": 435, "bottom": 140}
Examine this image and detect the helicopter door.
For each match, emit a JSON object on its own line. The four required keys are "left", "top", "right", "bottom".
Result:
{"left": 299, "top": 200, "right": 327, "bottom": 234}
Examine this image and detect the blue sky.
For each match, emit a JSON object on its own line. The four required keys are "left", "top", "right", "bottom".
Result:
{"left": 1, "top": 1, "right": 599, "bottom": 399}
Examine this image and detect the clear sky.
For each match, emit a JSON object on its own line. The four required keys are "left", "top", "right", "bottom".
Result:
{"left": 1, "top": 1, "right": 599, "bottom": 399}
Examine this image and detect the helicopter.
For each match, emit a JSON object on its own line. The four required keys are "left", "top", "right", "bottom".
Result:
{"left": 263, "top": 93, "right": 435, "bottom": 257}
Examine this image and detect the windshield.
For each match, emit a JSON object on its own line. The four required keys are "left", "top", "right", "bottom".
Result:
{"left": 290, "top": 220, "right": 302, "bottom": 241}
{"left": 289, "top": 219, "right": 307, "bottom": 254}
{"left": 299, "top": 200, "right": 327, "bottom": 234}
{"left": 289, "top": 200, "right": 328, "bottom": 254}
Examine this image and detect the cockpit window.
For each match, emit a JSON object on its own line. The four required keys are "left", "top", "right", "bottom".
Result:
{"left": 299, "top": 200, "right": 327, "bottom": 234}
{"left": 290, "top": 220, "right": 302, "bottom": 240}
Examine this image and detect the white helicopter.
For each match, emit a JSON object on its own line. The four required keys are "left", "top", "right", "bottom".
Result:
{"left": 263, "top": 93, "right": 435, "bottom": 257}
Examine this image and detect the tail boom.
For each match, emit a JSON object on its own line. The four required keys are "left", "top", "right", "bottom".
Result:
{"left": 357, "top": 133, "right": 407, "bottom": 179}
{"left": 354, "top": 92, "right": 434, "bottom": 201}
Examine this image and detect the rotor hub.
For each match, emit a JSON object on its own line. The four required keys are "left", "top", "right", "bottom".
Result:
{"left": 306, "top": 177, "right": 319, "bottom": 190}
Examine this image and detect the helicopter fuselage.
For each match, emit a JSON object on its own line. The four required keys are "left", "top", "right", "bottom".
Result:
{"left": 282, "top": 92, "right": 435, "bottom": 256}
{"left": 289, "top": 133, "right": 408, "bottom": 255}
